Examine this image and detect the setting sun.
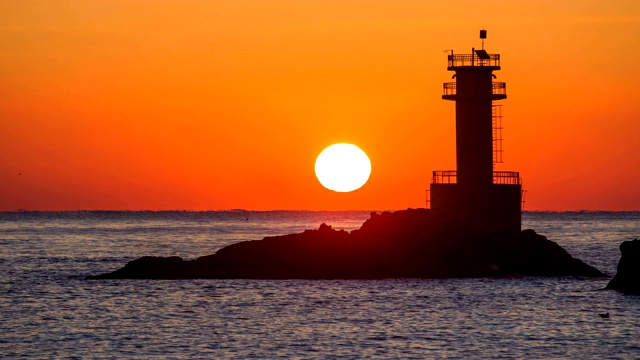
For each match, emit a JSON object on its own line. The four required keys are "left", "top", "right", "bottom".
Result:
{"left": 315, "top": 144, "right": 371, "bottom": 192}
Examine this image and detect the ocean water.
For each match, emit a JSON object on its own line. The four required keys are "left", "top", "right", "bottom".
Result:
{"left": 1, "top": 210, "right": 639, "bottom": 358}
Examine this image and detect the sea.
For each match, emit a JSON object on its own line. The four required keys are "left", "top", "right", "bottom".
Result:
{"left": 1, "top": 210, "right": 639, "bottom": 359}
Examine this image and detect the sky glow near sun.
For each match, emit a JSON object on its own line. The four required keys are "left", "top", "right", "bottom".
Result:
{"left": 315, "top": 144, "right": 371, "bottom": 192}
{"left": 0, "top": 1, "right": 639, "bottom": 211}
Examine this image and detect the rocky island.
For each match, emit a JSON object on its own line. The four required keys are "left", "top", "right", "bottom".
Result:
{"left": 88, "top": 36, "right": 613, "bottom": 282}
{"left": 88, "top": 209, "right": 605, "bottom": 280}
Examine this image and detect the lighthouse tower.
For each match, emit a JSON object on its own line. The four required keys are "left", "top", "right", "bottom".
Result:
{"left": 430, "top": 30, "right": 522, "bottom": 232}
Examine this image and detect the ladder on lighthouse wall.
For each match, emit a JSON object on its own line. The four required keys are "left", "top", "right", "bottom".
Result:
{"left": 492, "top": 104, "right": 504, "bottom": 164}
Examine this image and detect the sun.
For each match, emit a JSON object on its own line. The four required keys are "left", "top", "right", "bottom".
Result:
{"left": 315, "top": 143, "right": 371, "bottom": 192}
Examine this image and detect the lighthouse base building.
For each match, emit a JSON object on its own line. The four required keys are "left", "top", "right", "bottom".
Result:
{"left": 430, "top": 179, "right": 522, "bottom": 233}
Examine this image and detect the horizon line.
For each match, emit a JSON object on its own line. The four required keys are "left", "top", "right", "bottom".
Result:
{"left": 2, "top": 209, "right": 639, "bottom": 213}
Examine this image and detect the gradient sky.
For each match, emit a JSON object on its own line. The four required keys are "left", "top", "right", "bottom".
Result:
{"left": 1, "top": 0, "right": 639, "bottom": 211}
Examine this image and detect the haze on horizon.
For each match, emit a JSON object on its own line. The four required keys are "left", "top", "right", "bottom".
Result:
{"left": 1, "top": 0, "right": 639, "bottom": 211}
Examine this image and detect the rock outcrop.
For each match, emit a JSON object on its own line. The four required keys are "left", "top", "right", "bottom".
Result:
{"left": 87, "top": 209, "right": 605, "bottom": 280}
{"left": 606, "top": 239, "right": 640, "bottom": 294}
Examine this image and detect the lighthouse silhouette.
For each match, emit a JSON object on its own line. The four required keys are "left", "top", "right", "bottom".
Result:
{"left": 430, "top": 30, "right": 523, "bottom": 232}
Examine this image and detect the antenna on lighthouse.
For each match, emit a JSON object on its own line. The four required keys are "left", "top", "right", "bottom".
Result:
{"left": 480, "top": 29, "right": 487, "bottom": 50}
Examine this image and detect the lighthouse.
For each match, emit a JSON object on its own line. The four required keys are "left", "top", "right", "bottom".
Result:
{"left": 430, "top": 30, "right": 522, "bottom": 232}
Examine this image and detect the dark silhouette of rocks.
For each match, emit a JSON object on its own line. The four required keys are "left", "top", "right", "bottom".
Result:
{"left": 87, "top": 209, "right": 605, "bottom": 280}
{"left": 606, "top": 239, "right": 640, "bottom": 294}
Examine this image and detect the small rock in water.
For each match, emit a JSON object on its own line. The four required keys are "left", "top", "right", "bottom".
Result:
{"left": 606, "top": 239, "right": 640, "bottom": 295}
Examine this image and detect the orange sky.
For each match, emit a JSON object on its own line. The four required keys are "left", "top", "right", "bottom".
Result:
{"left": 1, "top": 0, "right": 639, "bottom": 211}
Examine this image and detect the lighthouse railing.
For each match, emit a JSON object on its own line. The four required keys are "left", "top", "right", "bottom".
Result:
{"left": 432, "top": 170, "right": 457, "bottom": 184}
{"left": 492, "top": 82, "right": 506, "bottom": 96}
{"left": 432, "top": 170, "right": 521, "bottom": 185}
{"left": 493, "top": 171, "right": 521, "bottom": 185}
{"left": 448, "top": 53, "right": 500, "bottom": 68}
{"left": 443, "top": 82, "right": 456, "bottom": 96}
{"left": 442, "top": 82, "right": 506, "bottom": 97}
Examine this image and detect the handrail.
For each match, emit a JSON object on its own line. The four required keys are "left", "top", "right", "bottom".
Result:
{"left": 432, "top": 170, "right": 457, "bottom": 184}
{"left": 432, "top": 170, "right": 521, "bottom": 185}
{"left": 443, "top": 82, "right": 456, "bottom": 96}
{"left": 442, "top": 82, "right": 506, "bottom": 97}
{"left": 448, "top": 53, "right": 500, "bottom": 68}
{"left": 492, "top": 82, "right": 506, "bottom": 95}
{"left": 493, "top": 171, "right": 521, "bottom": 185}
